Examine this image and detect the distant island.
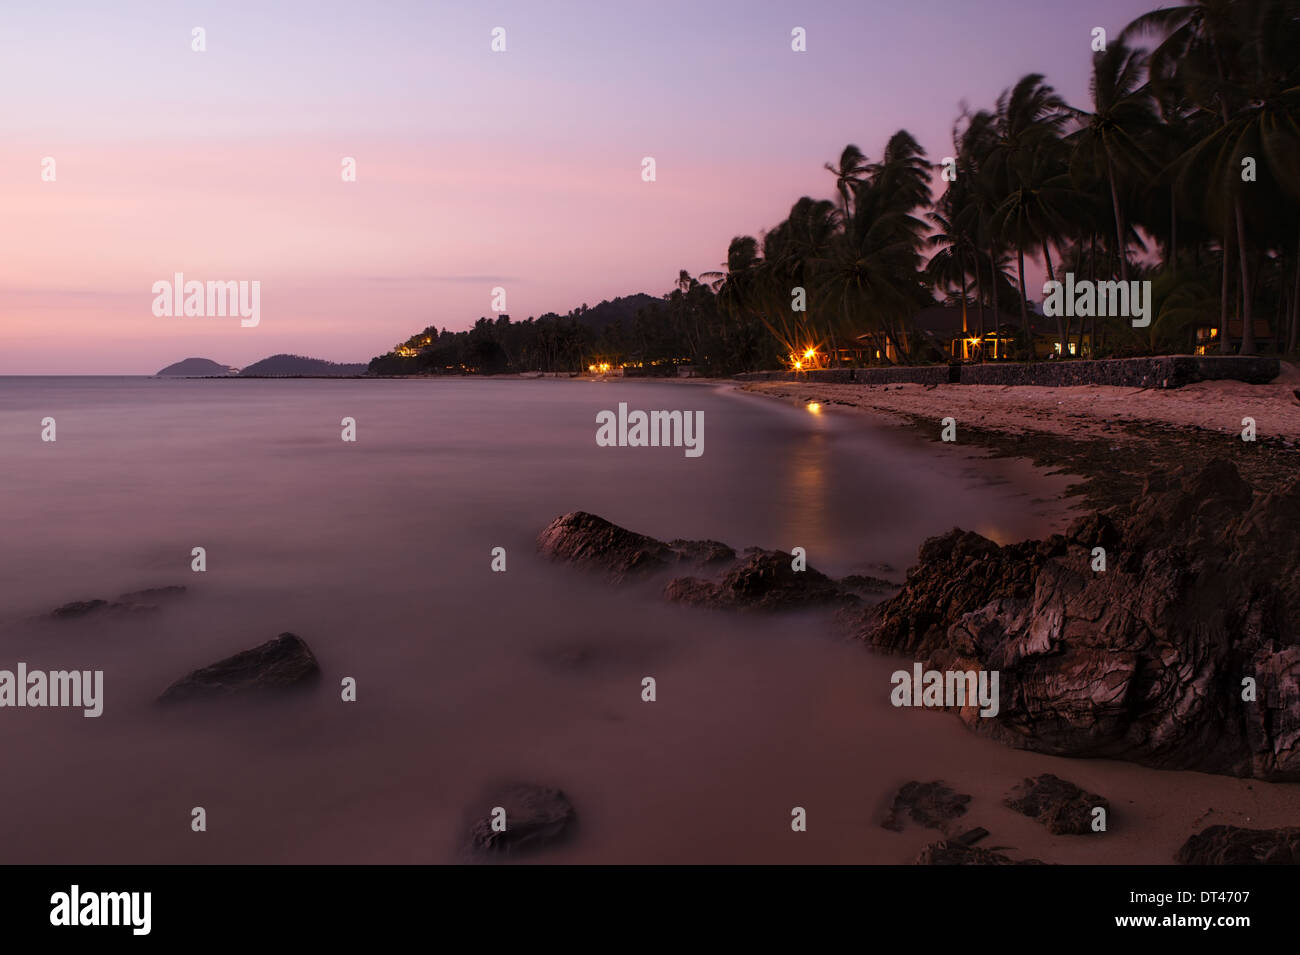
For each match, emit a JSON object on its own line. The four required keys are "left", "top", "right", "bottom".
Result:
{"left": 154, "top": 354, "right": 367, "bottom": 377}
{"left": 237, "top": 354, "right": 368, "bottom": 377}
{"left": 155, "top": 358, "right": 237, "bottom": 377}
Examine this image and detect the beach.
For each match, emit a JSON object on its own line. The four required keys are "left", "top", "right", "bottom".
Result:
{"left": 2, "top": 375, "right": 1297, "bottom": 863}
{"left": 739, "top": 364, "right": 1300, "bottom": 510}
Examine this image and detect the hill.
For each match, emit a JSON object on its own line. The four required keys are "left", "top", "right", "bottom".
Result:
{"left": 238, "top": 354, "right": 368, "bottom": 377}
{"left": 155, "top": 358, "right": 236, "bottom": 377}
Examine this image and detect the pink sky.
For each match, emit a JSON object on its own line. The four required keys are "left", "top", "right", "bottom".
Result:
{"left": 0, "top": 0, "right": 1156, "bottom": 374}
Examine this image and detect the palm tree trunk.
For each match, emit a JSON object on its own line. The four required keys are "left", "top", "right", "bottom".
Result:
{"left": 1219, "top": 217, "right": 1233, "bottom": 355}
{"left": 1107, "top": 157, "right": 1128, "bottom": 285}
{"left": 1016, "top": 245, "right": 1031, "bottom": 357}
{"left": 1090, "top": 233, "right": 1098, "bottom": 356}
{"left": 990, "top": 250, "right": 1001, "bottom": 359}
{"left": 1042, "top": 241, "right": 1066, "bottom": 353}
{"left": 1169, "top": 187, "right": 1177, "bottom": 273}
{"left": 974, "top": 256, "right": 986, "bottom": 359}
{"left": 1235, "top": 198, "right": 1256, "bottom": 355}
{"left": 1291, "top": 225, "right": 1300, "bottom": 354}
{"left": 957, "top": 245, "right": 969, "bottom": 336}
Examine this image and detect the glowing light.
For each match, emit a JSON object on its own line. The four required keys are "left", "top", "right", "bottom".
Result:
{"left": 803, "top": 348, "right": 816, "bottom": 360}
{"left": 807, "top": 402, "right": 822, "bottom": 414}
{"left": 793, "top": 360, "right": 803, "bottom": 371}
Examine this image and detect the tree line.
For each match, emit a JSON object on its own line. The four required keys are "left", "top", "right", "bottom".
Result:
{"left": 372, "top": 0, "right": 1299, "bottom": 376}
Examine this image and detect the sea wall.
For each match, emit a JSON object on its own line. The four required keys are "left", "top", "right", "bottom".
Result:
{"left": 734, "top": 355, "right": 1279, "bottom": 390}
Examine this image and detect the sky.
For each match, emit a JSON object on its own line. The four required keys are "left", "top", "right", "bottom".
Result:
{"left": 0, "top": 0, "right": 1158, "bottom": 374}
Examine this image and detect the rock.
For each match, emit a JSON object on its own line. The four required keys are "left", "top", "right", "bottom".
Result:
{"left": 117, "top": 585, "right": 187, "bottom": 605}
{"left": 541, "top": 512, "right": 856, "bottom": 611}
{"left": 51, "top": 599, "right": 109, "bottom": 619}
{"left": 914, "top": 841, "right": 1047, "bottom": 865}
{"left": 850, "top": 459, "right": 1300, "bottom": 781}
{"left": 537, "top": 511, "right": 733, "bottom": 583}
{"left": 159, "top": 632, "right": 320, "bottom": 702}
{"left": 50, "top": 585, "right": 188, "bottom": 619}
{"left": 881, "top": 780, "right": 971, "bottom": 833}
{"left": 1177, "top": 825, "right": 1300, "bottom": 865}
{"left": 665, "top": 548, "right": 855, "bottom": 612}
{"left": 838, "top": 574, "right": 899, "bottom": 596}
{"left": 464, "top": 783, "right": 576, "bottom": 856}
{"left": 1005, "top": 774, "right": 1109, "bottom": 834}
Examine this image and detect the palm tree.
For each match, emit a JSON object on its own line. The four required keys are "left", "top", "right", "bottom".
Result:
{"left": 824, "top": 145, "right": 870, "bottom": 223}
{"left": 983, "top": 75, "right": 1074, "bottom": 348}
{"left": 1069, "top": 40, "right": 1161, "bottom": 287}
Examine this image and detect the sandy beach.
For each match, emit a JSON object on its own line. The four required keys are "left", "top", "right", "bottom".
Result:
{"left": 738, "top": 363, "right": 1300, "bottom": 511}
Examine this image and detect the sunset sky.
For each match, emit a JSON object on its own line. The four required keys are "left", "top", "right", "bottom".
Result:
{"left": 0, "top": 0, "right": 1155, "bottom": 374}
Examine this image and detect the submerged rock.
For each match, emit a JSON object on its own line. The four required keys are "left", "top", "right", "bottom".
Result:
{"left": 914, "top": 840, "right": 1047, "bottom": 865}
{"left": 1004, "top": 774, "right": 1109, "bottom": 835}
{"left": 159, "top": 632, "right": 320, "bottom": 702}
{"left": 1177, "top": 825, "right": 1300, "bottom": 865}
{"left": 51, "top": 599, "right": 109, "bottom": 619}
{"left": 881, "top": 780, "right": 971, "bottom": 833}
{"left": 464, "top": 783, "right": 576, "bottom": 856}
{"left": 51, "top": 585, "right": 188, "bottom": 619}
{"left": 666, "top": 548, "right": 855, "bottom": 612}
{"left": 850, "top": 459, "right": 1300, "bottom": 781}
{"left": 540, "top": 511, "right": 856, "bottom": 610}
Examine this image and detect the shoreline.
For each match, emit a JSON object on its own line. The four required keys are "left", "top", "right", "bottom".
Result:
{"left": 737, "top": 370, "right": 1300, "bottom": 511}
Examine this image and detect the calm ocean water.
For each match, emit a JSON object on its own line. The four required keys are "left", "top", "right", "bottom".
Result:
{"left": 0, "top": 376, "right": 1280, "bottom": 863}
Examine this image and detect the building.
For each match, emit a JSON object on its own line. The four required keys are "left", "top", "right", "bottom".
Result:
{"left": 848, "top": 305, "right": 1073, "bottom": 363}
{"left": 1193, "top": 319, "right": 1276, "bottom": 355}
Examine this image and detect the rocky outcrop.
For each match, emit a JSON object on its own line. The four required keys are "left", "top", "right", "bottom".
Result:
{"left": 914, "top": 833, "right": 1047, "bottom": 865}
{"left": 850, "top": 458, "right": 1300, "bottom": 780}
{"left": 665, "top": 548, "right": 856, "bottom": 612}
{"left": 1177, "top": 825, "right": 1300, "bottom": 864}
{"left": 1004, "top": 774, "right": 1109, "bottom": 835}
{"left": 540, "top": 511, "right": 873, "bottom": 611}
{"left": 159, "top": 632, "right": 320, "bottom": 702}
{"left": 537, "top": 512, "right": 733, "bottom": 583}
{"left": 881, "top": 781, "right": 971, "bottom": 833}
{"left": 464, "top": 783, "right": 576, "bottom": 856}
{"left": 51, "top": 585, "right": 187, "bottom": 619}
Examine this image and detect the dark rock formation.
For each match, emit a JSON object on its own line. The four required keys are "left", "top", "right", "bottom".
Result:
{"left": 159, "top": 632, "right": 320, "bottom": 702}
{"left": 1005, "top": 774, "right": 1109, "bottom": 835}
{"left": 665, "top": 548, "right": 855, "bottom": 612}
{"left": 881, "top": 780, "right": 971, "bottom": 833}
{"left": 1177, "top": 825, "right": 1300, "bottom": 864}
{"left": 540, "top": 511, "right": 859, "bottom": 611}
{"left": 51, "top": 585, "right": 188, "bottom": 619}
{"left": 850, "top": 458, "right": 1300, "bottom": 780}
{"left": 914, "top": 841, "right": 1047, "bottom": 865}
{"left": 537, "top": 511, "right": 733, "bottom": 583}
{"left": 51, "top": 599, "right": 109, "bottom": 619}
{"left": 464, "top": 783, "right": 576, "bottom": 856}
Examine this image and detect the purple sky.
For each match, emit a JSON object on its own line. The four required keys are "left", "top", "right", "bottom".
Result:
{"left": 0, "top": 0, "right": 1157, "bottom": 374}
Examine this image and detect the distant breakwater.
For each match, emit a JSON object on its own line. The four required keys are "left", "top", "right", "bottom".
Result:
{"left": 735, "top": 355, "right": 1280, "bottom": 390}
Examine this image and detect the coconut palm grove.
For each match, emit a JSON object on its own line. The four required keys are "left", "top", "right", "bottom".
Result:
{"left": 370, "top": 0, "right": 1300, "bottom": 377}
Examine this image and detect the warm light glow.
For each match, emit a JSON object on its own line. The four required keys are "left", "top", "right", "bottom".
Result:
{"left": 806, "top": 402, "right": 821, "bottom": 414}
{"left": 793, "top": 360, "right": 803, "bottom": 371}
{"left": 803, "top": 348, "right": 816, "bottom": 360}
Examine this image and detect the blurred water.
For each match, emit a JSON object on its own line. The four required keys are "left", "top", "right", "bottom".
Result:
{"left": 2, "top": 375, "right": 1249, "bottom": 865}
